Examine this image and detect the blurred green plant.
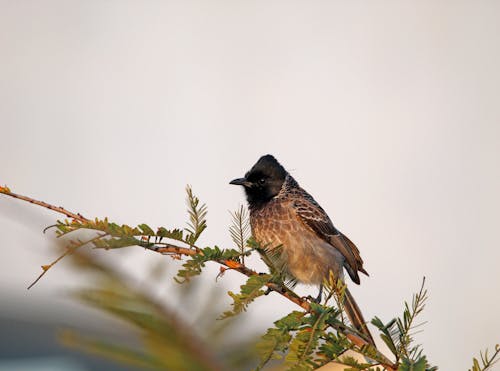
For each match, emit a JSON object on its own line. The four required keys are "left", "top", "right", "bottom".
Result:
{"left": 1, "top": 184, "right": 498, "bottom": 370}
{"left": 58, "top": 249, "right": 256, "bottom": 371}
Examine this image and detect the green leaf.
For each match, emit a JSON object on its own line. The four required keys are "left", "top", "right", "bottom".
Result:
{"left": 138, "top": 223, "right": 155, "bottom": 236}
{"left": 317, "top": 332, "right": 351, "bottom": 361}
{"left": 468, "top": 344, "right": 500, "bottom": 371}
{"left": 274, "top": 311, "right": 307, "bottom": 331}
{"left": 220, "top": 274, "right": 271, "bottom": 319}
{"left": 185, "top": 185, "right": 208, "bottom": 246}
{"left": 285, "top": 308, "right": 332, "bottom": 370}
{"left": 174, "top": 253, "right": 208, "bottom": 283}
{"left": 255, "top": 328, "right": 292, "bottom": 368}
{"left": 398, "top": 356, "right": 427, "bottom": 371}
{"left": 371, "top": 316, "right": 398, "bottom": 357}
{"left": 174, "top": 247, "right": 242, "bottom": 283}
{"left": 336, "top": 356, "right": 373, "bottom": 371}
{"left": 285, "top": 328, "right": 318, "bottom": 370}
{"left": 157, "top": 227, "right": 184, "bottom": 241}
{"left": 92, "top": 236, "right": 139, "bottom": 249}
{"left": 371, "top": 278, "right": 430, "bottom": 364}
{"left": 254, "top": 311, "right": 306, "bottom": 370}
{"left": 229, "top": 205, "right": 251, "bottom": 264}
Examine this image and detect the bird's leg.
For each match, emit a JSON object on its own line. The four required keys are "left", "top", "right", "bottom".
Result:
{"left": 303, "top": 284, "right": 324, "bottom": 303}
{"left": 314, "top": 284, "right": 323, "bottom": 303}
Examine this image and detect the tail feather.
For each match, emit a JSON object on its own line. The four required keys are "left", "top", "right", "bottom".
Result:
{"left": 343, "top": 288, "right": 375, "bottom": 346}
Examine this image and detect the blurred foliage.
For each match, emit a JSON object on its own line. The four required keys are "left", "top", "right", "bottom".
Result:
{"left": 58, "top": 249, "right": 257, "bottom": 371}
{"left": 469, "top": 345, "right": 500, "bottom": 371}
{"left": 1, "top": 184, "right": 499, "bottom": 370}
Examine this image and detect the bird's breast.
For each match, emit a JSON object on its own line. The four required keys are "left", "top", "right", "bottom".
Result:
{"left": 249, "top": 199, "right": 344, "bottom": 285}
{"left": 250, "top": 200, "right": 296, "bottom": 246}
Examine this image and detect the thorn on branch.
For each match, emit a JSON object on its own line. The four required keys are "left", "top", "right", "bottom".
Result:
{"left": 216, "top": 267, "right": 227, "bottom": 281}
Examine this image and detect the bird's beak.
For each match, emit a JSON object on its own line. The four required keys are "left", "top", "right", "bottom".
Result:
{"left": 229, "top": 177, "right": 252, "bottom": 187}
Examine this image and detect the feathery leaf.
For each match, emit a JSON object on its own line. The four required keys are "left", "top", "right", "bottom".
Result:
{"left": 220, "top": 274, "right": 271, "bottom": 319}
{"left": 229, "top": 205, "right": 251, "bottom": 264}
{"left": 185, "top": 185, "right": 207, "bottom": 247}
{"left": 469, "top": 344, "right": 500, "bottom": 371}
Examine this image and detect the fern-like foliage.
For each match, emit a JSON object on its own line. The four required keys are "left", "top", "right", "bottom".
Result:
{"left": 175, "top": 246, "right": 242, "bottom": 283}
{"left": 335, "top": 356, "right": 377, "bottom": 371}
{"left": 255, "top": 311, "right": 306, "bottom": 370}
{"left": 284, "top": 304, "right": 336, "bottom": 370}
{"left": 27, "top": 187, "right": 213, "bottom": 290}
{"left": 229, "top": 205, "right": 251, "bottom": 264}
{"left": 59, "top": 249, "right": 256, "bottom": 371}
{"left": 52, "top": 218, "right": 186, "bottom": 248}
{"left": 371, "top": 278, "right": 437, "bottom": 370}
{"left": 397, "top": 278, "right": 428, "bottom": 359}
{"left": 185, "top": 185, "right": 208, "bottom": 247}
{"left": 2, "top": 184, "right": 498, "bottom": 371}
{"left": 254, "top": 301, "right": 368, "bottom": 371}
{"left": 469, "top": 344, "right": 500, "bottom": 371}
{"left": 220, "top": 274, "right": 272, "bottom": 319}
{"left": 397, "top": 356, "right": 432, "bottom": 371}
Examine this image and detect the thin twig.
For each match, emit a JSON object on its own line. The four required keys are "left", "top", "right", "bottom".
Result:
{"left": 0, "top": 188, "right": 88, "bottom": 222}
{"left": 27, "top": 233, "right": 108, "bottom": 289}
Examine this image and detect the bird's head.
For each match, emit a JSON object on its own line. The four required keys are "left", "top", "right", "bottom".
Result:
{"left": 230, "top": 154, "right": 287, "bottom": 206}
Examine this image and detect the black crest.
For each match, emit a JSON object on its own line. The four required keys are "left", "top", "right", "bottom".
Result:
{"left": 230, "top": 154, "right": 288, "bottom": 207}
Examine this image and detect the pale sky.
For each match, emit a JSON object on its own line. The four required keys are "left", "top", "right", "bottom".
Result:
{"left": 1, "top": 1, "right": 499, "bottom": 370}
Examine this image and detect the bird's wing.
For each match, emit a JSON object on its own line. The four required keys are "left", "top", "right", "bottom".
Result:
{"left": 291, "top": 192, "right": 367, "bottom": 284}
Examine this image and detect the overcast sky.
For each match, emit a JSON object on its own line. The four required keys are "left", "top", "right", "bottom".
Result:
{"left": 1, "top": 1, "right": 499, "bottom": 369}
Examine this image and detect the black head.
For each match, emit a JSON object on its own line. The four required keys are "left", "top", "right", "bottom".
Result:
{"left": 230, "top": 154, "right": 288, "bottom": 207}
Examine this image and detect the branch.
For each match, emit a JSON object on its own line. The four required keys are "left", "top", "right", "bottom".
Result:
{"left": 132, "top": 241, "right": 311, "bottom": 311}
{"left": 0, "top": 186, "right": 88, "bottom": 222}
{"left": 27, "top": 233, "right": 108, "bottom": 289}
{"left": 0, "top": 185, "right": 310, "bottom": 310}
{"left": 0, "top": 185, "right": 396, "bottom": 370}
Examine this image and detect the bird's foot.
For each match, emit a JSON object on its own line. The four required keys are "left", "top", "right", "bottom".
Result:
{"left": 313, "top": 284, "right": 323, "bottom": 303}
{"left": 302, "top": 295, "right": 321, "bottom": 303}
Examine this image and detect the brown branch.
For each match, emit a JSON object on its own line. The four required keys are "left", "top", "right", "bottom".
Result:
{"left": 0, "top": 186, "right": 88, "bottom": 222}
{"left": 0, "top": 186, "right": 309, "bottom": 309}
{"left": 148, "top": 244, "right": 310, "bottom": 310}
{"left": 0, "top": 186, "right": 396, "bottom": 370}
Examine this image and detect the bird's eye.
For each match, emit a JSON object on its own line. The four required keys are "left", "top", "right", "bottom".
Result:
{"left": 259, "top": 178, "right": 266, "bottom": 185}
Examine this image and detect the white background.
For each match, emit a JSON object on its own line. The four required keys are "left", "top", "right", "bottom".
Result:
{"left": 1, "top": 1, "right": 499, "bottom": 369}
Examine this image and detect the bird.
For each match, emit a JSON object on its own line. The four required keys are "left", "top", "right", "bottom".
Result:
{"left": 230, "top": 154, "right": 374, "bottom": 345}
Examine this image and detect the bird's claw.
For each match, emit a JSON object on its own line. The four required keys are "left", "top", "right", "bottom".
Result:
{"left": 301, "top": 295, "right": 319, "bottom": 303}
{"left": 301, "top": 294, "right": 322, "bottom": 304}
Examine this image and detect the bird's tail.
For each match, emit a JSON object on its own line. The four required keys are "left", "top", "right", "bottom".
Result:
{"left": 343, "top": 288, "right": 375, "bottom": 346}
